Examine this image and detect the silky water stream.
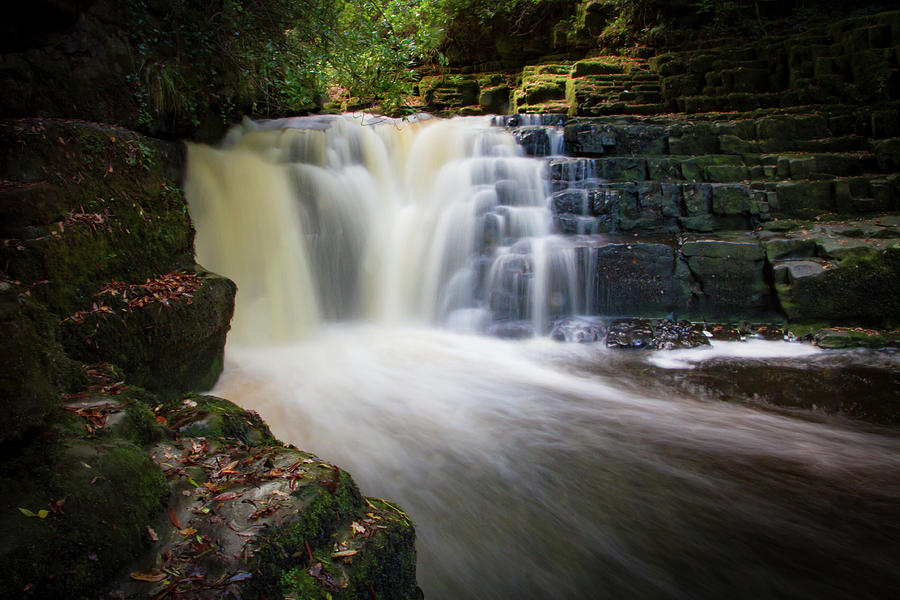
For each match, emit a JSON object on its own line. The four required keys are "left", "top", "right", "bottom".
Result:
{"left": 185, "top": 114, "right": 900, "bottom": 599}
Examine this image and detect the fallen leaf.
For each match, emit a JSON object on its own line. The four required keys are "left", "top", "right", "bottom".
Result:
{"left": 129, "top": 571, "right": 166, "bottom": 582}
{"left": 179, "top": 527, "right": 198, "bottom": 536}
{"left": 168, "top": 508, "right": 182, "bottom": 530}
{"left": 147, "top": 526, "right": 159, "bottom": 542}
{"left": 332, "top": 549, "right": 359, "bottom": 558}
{"left": 212, "top": 492, "right": 242, "bottom": 502}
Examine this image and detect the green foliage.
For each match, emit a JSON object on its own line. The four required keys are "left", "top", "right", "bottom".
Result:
{"left": 425, "top": 0, "right": 576, "bottom": 63}
{"left": 325, "top": 1, "right": 445, "bottom": 112}
{"left": 125, "top": 0, "right": 339, "bottom": 129}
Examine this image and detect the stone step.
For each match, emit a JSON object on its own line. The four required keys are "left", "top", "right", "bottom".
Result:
{"left": 582, "top": 103, "right": 669, "bottom": 116}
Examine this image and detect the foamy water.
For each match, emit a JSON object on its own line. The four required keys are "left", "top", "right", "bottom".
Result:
{"left": 187, "top": 115, "right": 900, "bottom": 599}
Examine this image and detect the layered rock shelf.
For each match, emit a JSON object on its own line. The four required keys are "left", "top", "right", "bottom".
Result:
{"left": 489, "top": 111, "right": 900, "bottom": 329}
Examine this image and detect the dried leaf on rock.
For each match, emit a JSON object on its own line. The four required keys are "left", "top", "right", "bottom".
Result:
{"left": 212, "top": 491, "right": 242, "bottom": 502}
{"left": 168, "top": 508, "right": 183, "bottom": 530}
{"left": 129, "top": 571, "right": 167, "bottom": 582}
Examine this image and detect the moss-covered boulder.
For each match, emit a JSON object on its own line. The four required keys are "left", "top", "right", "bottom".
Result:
{"left": 59, "top": 271, "right": 235, "bottom": 401}
{"left": 0, "top": 118, "right": 193, "bottom": 318}
{"left": 166, "top": 394, "right": 275, "bottom": 446}
{"left": 810, "top": 326, "right": 900, "bottom": 348}
{"left": 111, "top": 396, "right": 418, "bottom": 600}
{"left": 0, "top": 281, "right": 84, "bottom": 443}
{"left": 0, "top": 433, "right": 168, "bottom": 599}
{"left": 773, "top": 238, "right": 900, "bottom": 328}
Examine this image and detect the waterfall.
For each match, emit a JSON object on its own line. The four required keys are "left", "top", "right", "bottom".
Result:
{"left": 185, "top": 114, "right": 900, "bottom": 600}
{"left": 186, "top": 114, "right": 577, "bottom": 341}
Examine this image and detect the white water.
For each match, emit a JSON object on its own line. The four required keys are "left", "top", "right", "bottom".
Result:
{"left": 186, "top": 115, "right": 900, "bottom": 599}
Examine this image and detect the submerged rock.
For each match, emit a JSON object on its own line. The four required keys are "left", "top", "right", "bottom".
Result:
{"left": 550, "top": 317, "right": 607, "bottom": 342}
{"left": 606, "top": 319, "right": 655, "bottom": 349}
{"left": 606, "top": 318, "right": 711, "bottom": 350}
{"left": 487, "top": 320, "right": 535, "bottom": 339}
{"left": 811, "top": 327, "right": 900, "bottom": 349}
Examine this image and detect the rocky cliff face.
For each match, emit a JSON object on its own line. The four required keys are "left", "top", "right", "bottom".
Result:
{"left": 417, "top": 8, "right": 900, "bottom": 334}
{"left": 0, "top": 122, "right": 418, "bottom": 599}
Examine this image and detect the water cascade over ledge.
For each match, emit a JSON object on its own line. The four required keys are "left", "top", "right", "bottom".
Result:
{"left": 185, "top": 115, "right": 900, "bottom": 600}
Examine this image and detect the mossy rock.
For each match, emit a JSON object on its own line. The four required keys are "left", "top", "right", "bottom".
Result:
{"left": 0, "top": 281, "right": 85, "bottom": 443}
{"left": 116, "top": 437, "right": 419, "bottom": 600}
{"left": 811, "top": 327, "right": 900, "bottom": 349}
{"left": 479, "top": 85, "right": 510, "bottom": 114}
{"left": 873, "top": 137, "right": 900, "bottom": 171}
{"left": 60, "top": 271, "right": 236, "bottom": 401}
{"left": 572, "top": 59, "right": 624, "bottom": 77}
{"left": 774, "top": 181, "right": 836, "bottom": 217}
{"left": 775, "top": 245, "right": 900, "bottom": 328}
{"left": 0, "top": 119, "right": 193, "bottom": 318}
{"left": 166, "top": 394, "right": 276, "bottom": 446}
{"left": 0, "top": 435, "right": 168, "bottom": 599}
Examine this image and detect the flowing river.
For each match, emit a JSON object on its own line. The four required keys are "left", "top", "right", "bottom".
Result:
{"left": 185, "top": 114, "right": 900, "bottom": 599}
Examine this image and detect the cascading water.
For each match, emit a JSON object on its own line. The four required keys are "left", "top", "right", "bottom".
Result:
{"left": 187, "top": 113, "right": 574, "bottom": 339}
{"left": 186, "top": 114, "right": 900, "bottom": 599}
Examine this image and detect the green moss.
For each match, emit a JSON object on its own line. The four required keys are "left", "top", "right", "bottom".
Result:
{"left": 0, "top": 283, "right": 85, "bottom": 443}
{"left": 60, "top": 273, "right": 235, "bottom": 401}
{"left": 811, "top": 327, "right": 900, "bottom": 349}
{"left": 776, "top": 246, "right": 900, "bottom": 327}
{"left": 572, "top": 60, "right": 623, "bottom": 77}
{"left": 0, "top": 120, "right": 194, "bottom": 318}
{"left": 0, "top": 436, "right": 167, "bottom": 599}
{"left": 251, "top": 468, "right": 364, "bottom": 594}
{"left": 342, "top": 499, "right": 417, "bottom": 600}
{"left": 169, "top": 394, "right": 276, "bottom": 445}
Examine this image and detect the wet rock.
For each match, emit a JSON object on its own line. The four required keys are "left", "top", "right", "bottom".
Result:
{"left": 587, "top": 240, "right": 690, "bottom": 317}
{"left": 514, "top": 127, "right": 552, "bottom": 156}
{"left": 108, "top": 397, "right": 418, "bottom": 600}
{"left": 487, "top": 320, "right": 534, "bottom": 339}
{"left": 551, "top": 188, "right": 591, "bottom": 216}
{"left": 751, "top": 325, "right": 786, "bottom": 340}
{"left": 811, "top": 327, "right": 900, "bottom": 349}
{"left": 606, "top": 318, "right": 712, "bottom": 350}
{"left": 550, "top": 317, "right": 607, "bottom": 343}
{"left": 681, "top": 235, "right": 772, "bottom": 321}
{"left": 606, "top": 319, "right": 655, "bottom": 349}
{"left": 563, "top": 120, "right": 668, "bottom": 156}
{"left": 650, "top": 319, "right": 712, "bottom": 350}
{"left": 707, "top": 324, "right": 742, "bottom": 341}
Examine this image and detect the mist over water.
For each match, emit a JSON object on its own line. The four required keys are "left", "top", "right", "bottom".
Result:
{"left": 186, "top": 115, "right": 900, "bottom": 599}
